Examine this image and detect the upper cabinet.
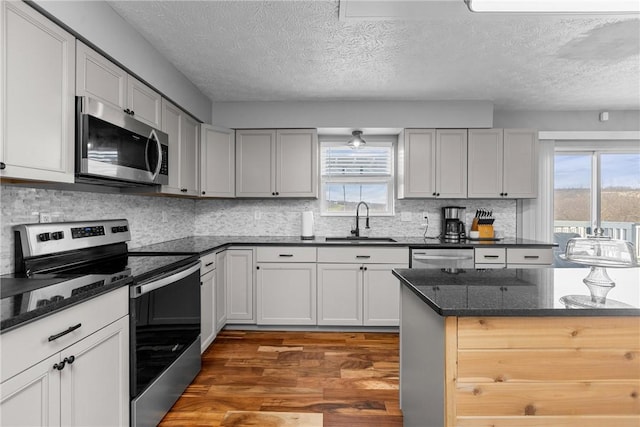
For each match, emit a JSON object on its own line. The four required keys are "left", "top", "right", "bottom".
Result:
{"left": 76, "top": 41, "right": 161, "bottom": 128}
{"left": 160, "top": 99, "right": 200, "bottom": 196}
{"left": 398, "top": 129, "right": 467, "bottom": 199}
{"left": 1, "top": 1, "right": 76, "bottom": 183}
{"left": 200, "top": 125, "right": 235, "bottom": 198}
{"left": 468, "top": 128, "right": 538, "bottom": 199}
{"left": 236, "top": 129, "right": 318, "bottom": 198}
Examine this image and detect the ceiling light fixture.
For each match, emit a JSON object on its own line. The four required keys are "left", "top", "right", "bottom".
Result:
{"left": 465, "top": 0, "right": 640, "bottom": 13}
{"left": 347, "top": 130, "right": 366, "bottom": 149}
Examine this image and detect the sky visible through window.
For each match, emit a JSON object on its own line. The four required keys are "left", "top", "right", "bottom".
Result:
{"left": 555, "top": 154, "right": 640, "bottom": 189}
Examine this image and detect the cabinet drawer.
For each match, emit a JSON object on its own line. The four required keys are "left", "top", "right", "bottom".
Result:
{"left": 474, "top": 248, "right": 506, "bottom": 264}
{"left": 1, "top": 286, "right": 129, "bottom": 382}
{"left": 507, "top": 248, "right": 553, "bottom": 265}
{"left": 317, "top": 247, "right": 408, "bottom": 264}
{"left": 256, "top": 246, "right": 317, "bottom": 263}
{"left": 200, "top": 252, "right": 217, "bottom": 275}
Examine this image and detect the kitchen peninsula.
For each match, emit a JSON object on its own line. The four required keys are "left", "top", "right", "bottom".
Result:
{"left": 393, "top": 267, "right": 640, "bottom": 427}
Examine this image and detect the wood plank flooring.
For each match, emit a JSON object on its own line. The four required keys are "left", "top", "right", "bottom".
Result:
{"left": 159, "top": 330, "right": 402, "bottom": 427}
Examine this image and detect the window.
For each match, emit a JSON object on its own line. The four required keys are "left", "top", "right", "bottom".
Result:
{"left": 554, "top": 149, "right": 640, "bottom": 260}
{"left": 320, "top": 137, "right": 395, "bottom": 216}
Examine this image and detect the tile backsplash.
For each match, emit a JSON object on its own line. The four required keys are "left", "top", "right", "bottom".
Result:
{"left": 1, "top": 184, "right": 516, "bottom": 273}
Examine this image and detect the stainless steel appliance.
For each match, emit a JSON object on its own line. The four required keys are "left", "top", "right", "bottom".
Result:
{"left": 10, "top": 220, "right": 201, "bottom": 427}
{"left": 76, "top": 96, "right": 169, "bottom": 187}
{"left": 442, "top": 206, "right": 466, "bottom": 242}
{"left": 410, "top": 248, "right": 474, "bottom": 269}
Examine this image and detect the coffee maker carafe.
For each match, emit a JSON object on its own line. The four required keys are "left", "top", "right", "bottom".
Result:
{"left": 442, "top": 206, "right": 466, "bottom": 242}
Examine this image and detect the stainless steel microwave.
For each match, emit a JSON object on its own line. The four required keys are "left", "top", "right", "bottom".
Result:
{"left": 76, "top": 96, "right": 169, "bottom": 187}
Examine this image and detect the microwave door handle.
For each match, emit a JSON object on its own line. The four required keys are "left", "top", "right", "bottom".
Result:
{"left": 131, "top": 262, "right": 200, "bottom": 298}
{"left": 148, "top": 129, "right": 163, "bottom": 181}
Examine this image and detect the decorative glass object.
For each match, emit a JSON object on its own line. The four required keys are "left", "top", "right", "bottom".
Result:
{"left": 559, "top": 228, "right": 638, "bottom": 308}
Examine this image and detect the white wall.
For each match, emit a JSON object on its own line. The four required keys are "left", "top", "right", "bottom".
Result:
{"left": 212, "top": 100, "right": 494, "bottom": 129}
{"left": 31, "top": 1, "right": 212, "bottom": 123}
{"left": 494, "top": 110, "right": 640, "bottom": 131}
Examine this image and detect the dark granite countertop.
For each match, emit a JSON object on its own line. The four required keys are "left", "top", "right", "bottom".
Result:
{"left": 129, "top": 235, "right": 555, "bottom": 256}
{"left": 393, "top": 267, "right": 640, "bottom": 317}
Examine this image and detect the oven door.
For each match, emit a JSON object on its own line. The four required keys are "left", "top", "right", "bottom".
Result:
{"left": 77, "top": 96, "right": 168, "bottom": 186}
{"left": 130, "top": 262, "right": 201, "bottom": 398}
{"left": 411, "top": 249, "right": 475, "bottom": 269}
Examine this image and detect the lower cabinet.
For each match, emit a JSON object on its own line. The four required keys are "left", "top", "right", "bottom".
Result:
{"left": 317, "top": 263, "right": 405, "bottom": 326}
{"left": 256, "top": 263, "right": 317, "bottom": 325}
{"left": 0, "top": 287, "right": 129, "bottom": 426}
{"left": 200, "top": 252, "right": 217, "bottom": 353}
{"left": 225, "top": 248, "right": 255, "bottom": 324}
{"left": 215, "top": 250, "right": 228, "bottom": 333}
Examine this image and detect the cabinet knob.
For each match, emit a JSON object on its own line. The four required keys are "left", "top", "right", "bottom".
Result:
{"left": 181, "top": 188, "right": 188, "bottom": 192}
{"left": 0, "top": 162, "right": 5, "bottom": 170}
{"left": 504, "top": 192, "right": 508, "bottom": 197}
{"left": 432, "top": 192, "right": 436, "bottom": 196}
{"left": 53, "top": 361, "right": 66, "bottom": 371}
{"left": 363, "top": 266, "right": 368, "bottom": 271}
{"left": 436, "top": 193, "right": 440, "bottom": 196}
{"left": 256, "top": 266, "right": 260, "bottom": 270}
{"left": 202, "top": 191, "right": 206, "bottom": 195}
{"left": 271, "top": 192, "right": 275, "bottom": 196}
{"left": 360, "top": 266, "right": 363, "bottom": 270}
{"left": 64, "top": 355, "right": 75, "bottom": 365}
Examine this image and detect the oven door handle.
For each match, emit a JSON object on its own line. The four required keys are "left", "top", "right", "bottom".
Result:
{"left": 412, "top": 254, "right": 473, "bottom": 261}
{"left": 131, "top": 262, "right": 200, "bottom": 298}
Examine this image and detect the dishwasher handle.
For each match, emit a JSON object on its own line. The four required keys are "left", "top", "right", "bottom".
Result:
{"left": 412, "top": 254, "right": 473, "bottom": 261}
{"left": 132, "top": 262, "right": 200, "bottom": 298}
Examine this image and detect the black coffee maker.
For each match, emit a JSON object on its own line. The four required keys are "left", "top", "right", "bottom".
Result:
{"left": 442, "top": 206, "right": 466, "bottom": 242}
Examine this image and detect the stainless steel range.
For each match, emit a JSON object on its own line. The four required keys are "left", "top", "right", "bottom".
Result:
{"left": 9, "top": 219, "right": 201, "bottom": 427}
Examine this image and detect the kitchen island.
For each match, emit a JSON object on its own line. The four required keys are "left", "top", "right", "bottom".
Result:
{"left": 392, "top": 267, "right": 640, "bottom": 427}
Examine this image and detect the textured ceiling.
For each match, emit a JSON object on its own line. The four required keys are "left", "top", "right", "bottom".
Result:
{"left": 106, "top": 1, "right": 640, "bottom": 110}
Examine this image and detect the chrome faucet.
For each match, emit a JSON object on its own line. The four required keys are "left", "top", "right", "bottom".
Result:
{"left": 351, "top": 201, "right": 370, "bottom": 237}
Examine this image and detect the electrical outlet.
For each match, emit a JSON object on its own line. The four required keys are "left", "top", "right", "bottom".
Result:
{"left": 254, "top": 211, "right": 261, "bottom": 220}
{"left": 161, "top": 211, "right": 168, "bottom": 223}
{"left": 39, "top": 213, "right": 52, "bottom": 223}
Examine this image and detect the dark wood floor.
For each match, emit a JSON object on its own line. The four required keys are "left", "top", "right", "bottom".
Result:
{"left": 159, "top": 330, "right": 402, "bottom": 427}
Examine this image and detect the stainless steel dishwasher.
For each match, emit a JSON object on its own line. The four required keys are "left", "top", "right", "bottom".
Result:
{"left": 410, "top": 248, "right": 474, "bottom": 269}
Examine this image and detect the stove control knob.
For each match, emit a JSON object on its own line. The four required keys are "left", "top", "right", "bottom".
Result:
{"left": 51, "top": 231, "right": 64, "bottom": 240}
{"left": 38, "top": 233, "right": 51, "bottom": 242}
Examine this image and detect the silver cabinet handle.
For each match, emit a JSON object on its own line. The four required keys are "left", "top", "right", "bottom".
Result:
{"left": 279, "top": 254, "right": 294, "bottom": 257}
{"left": 413, "top": 255, "right": 473, "bottom": 261}
{"left": 483, "top": 255, "right": 500, "bottom": 259}
{"left": 524, "top": 255, "right": 540, "bottom": 259}
{"left": 356, "top": 255, "right": 371, "bottom": 259}
{"left": 48, "top": 323, "right": 81, "bottom": 342}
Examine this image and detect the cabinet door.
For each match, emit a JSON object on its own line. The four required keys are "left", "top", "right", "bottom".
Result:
{"left": 235, "top": 130, "right": 276, "bottom": 197}
{"left": 180, "top": 113, "right": 200, "bottom": 195}
{"left": 226, "top": 249, "right": 255, "bottom": 323}
{"left": 401, "top": 129, "right": 436, "bottom": 198}
{"left": 1, "top": 1, "right": 75, "bottom": 183}
{"left": 200, "top": 125, "right": 235, "bottom": 197}
{"left": 364, "top": 264, "right": 404, "bottom": 326}
{"left": 200, "top": 269, "right": 216, "bottom": 353}
{"left": 317, "top": 264, "right": 363, "bottom": 325}
{"left": 60, "top": 316, "right": 129, "bottom": 427}
{"left": 75, "top": 40, "right": 126, "bottom": 110}
{"left": 436, "top": 129, "right": 467, "bottom": 199}
{"left": 502, "top": 129, "right": 538, "bottom": 198}
{"left": 256, "top": 263, "right": 317, "bottom": 325}
{"left": 161, "top": 98, "right": 182, "bottom": 193}
{"left": 127, "top": 75, "right": 161, "bottom": 128}
{"left": 276, "top": 129, "right": 318, "bottom": 197}
{"left": 215, "top": 251, "right": 227, "bottom": 332}
{"left": 0, "top": 354, "right": 60, "bottom": 427}
{"left": 468, "top": 129, "right": 503, "bottom": 198}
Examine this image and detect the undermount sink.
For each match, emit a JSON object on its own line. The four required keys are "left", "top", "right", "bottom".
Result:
{"left": 325, "top": 237, "right": 397, "bottom": 243}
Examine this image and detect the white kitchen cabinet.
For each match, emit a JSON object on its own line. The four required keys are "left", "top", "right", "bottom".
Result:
{"left": 235, "top": 129, "right": 318, "bottom": 198}
{"left": 215, "top": 251, "right": 228, "bottom": 332}
{"left": 1, "top": 0, "right": 75, "bottom": 183}
{"left": 317, "top": 263, "right": 363, "bottom": 325}
{"left": 256, "top": 247, "right": 317, "bottom": 325}
{"left": 317, "top": 247, "right": 408, "bottom": 327}
{"left": 200, "top": 125, "right": 235, "bottom": 197}
{"left": 468, "top": 128, "right": 538, "bottom": 199}
{"left": 76, "top": 40, "right": 161, "bottom": 128}
{"left": 225, "top": 248, "right": 255, "bottom": 323}
{"left": 256, "top": 263, "right": 317, "bottom": 325}
{"left": 159, "top": 98, "right": 200, "bottom": 196}
{"left": 200, "top": 252, "right": 217, "bottom": 353}
{"left": 363, "top": 264, "right": 403, "bottom": 326}
{"left": 0, "top": 287, "right": 129, "bottom": 427}
{"left": 398, "top": 129, "right": 467, "bottom": 199}
{"left": 475, "top": 247, "right": 553, "bottom": 268}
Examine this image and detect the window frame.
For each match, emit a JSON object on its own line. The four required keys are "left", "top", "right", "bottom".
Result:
{"left": 319, "top": 135, "right": 397, "bottom": 217}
